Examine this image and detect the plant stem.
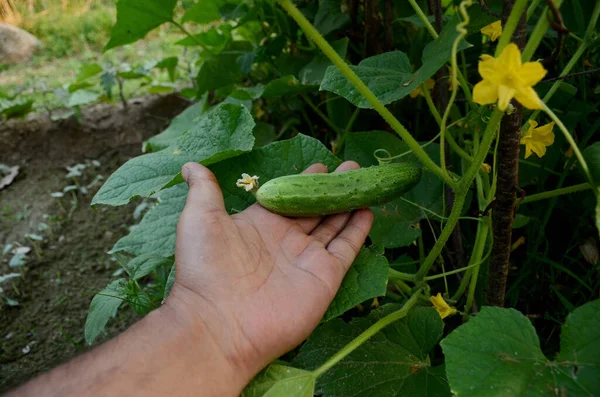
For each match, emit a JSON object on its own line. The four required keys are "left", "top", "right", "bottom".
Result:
{"left": 171, "top": 20, "right": 212, "bottom": 54}
{"left": 415, "top": 110, "right": 503, "bottom": 281}
{"left": 541, "top": 102, "right": 596, "bottom": 191}
{"left": 345, "top": 108, "right": 360, "bottom": 133}
{"left": 424, "top": 263, "right": 478, "bottom": 280}
{"left": 388, "top": 268, "right": 415, "bottom": 282}
{"left": 522, "top": 0, "right": 564, "bottom": 62}
{"left": 526, "top": 0, "right": 542, "bottom": 20}
{"left": 277, "top": 0, "right": 454, "bottom": 187}
{"left": 522, "top": 183, "right": 591, "bottom": 203}
{"left": 527, "top": 0, "right": 599, "bottom": 120}
{"left": 495, "top": 0, "right": 529, "bottom": 57}
{"left": 487, "top": 0, "right": 526, "bottom": 307}
{"left": 301, "top": 94, "right": 342, "bottom": 134}
{"left": 312, "top": 290, "right": 421, "bottom": 378}
{"left": 408, "top": 0, "right": 474, "bottom": 108}
{"left": 463, "top": 220, "right": 490, "bottom": 319}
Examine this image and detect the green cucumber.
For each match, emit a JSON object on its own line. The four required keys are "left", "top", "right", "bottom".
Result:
{"left": 254, "top": 162, "right": 422, "bottom": 217}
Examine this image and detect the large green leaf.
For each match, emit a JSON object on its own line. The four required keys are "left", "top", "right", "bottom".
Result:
{"left": 105, "top": 0, "right": 177, "bottom": 51}
{"left": 144, "top": 97, "right": 209, "bottom": 152}
{"left": 182, "top": 0, "right": 242, "bottom": 24}
{"left": 583, "top": 143, "right": 600, "bottom": 239}
{"left": 125, "top": 253, "right": 173, "bottom": 280}
{"left": 209, "top": 134, "right": 341, "bottom": 214}
{"left": 322, "top": 245, "right": 389, "bottom": 322}
{"left": 77, "top": 63, "right": 103, "bottom": 81}
{"left": 441, "top": 301, "right": 600, "bottom": 396}
{"left": 111, "top": 183, "right": 187, "bottom": 257}
{"left": 242, "top": 364, "right": 316, "bottom": 397}
{"left": 313, "top": 0, "right": 350, "bottom": 36}
{"left": 92, "top": 103, "right": 255, "bottom": 206}
{"left": 175, "top": 26, "right": 232, "bottom": 53}
{"left": 113, "top": 134, "right": 340, "bottom": 257}
{"left": 196, "top": 43, "right": 253, "bottom": 95}
{"left": 293, "top": 306, "right": 449, "bottom": 397}
{"left": 299, "top": 39, "right": 348, "bottom": 85}
{"left": 85, "top": 279, "right": 128, "bottom": 345}
{"left": 321, "top": 17, "right": 471, "bottom": 108}
{"left": 343, "top": 131, "right": 443, "bottom": 247}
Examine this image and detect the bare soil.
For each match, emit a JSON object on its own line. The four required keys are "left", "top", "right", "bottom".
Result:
{"left": 0, "top": 94, "right": 189, "bottom": 392}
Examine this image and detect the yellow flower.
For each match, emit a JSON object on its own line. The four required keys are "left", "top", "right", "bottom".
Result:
{"left": 481, "top": 163, "right": 491, "bottom": 173}
{"left": 480, "top": 20, "right": 502, "bottom": 42}
{"left": 236, "top": 173, "right": 260, "bottom": 192}
{"left": 410, "top": 78, "right": 435, "bottom": 98}
{"left": 430, "top": 293, "right": 457, "bottom": 319}
{"left": 520, "top": 120, "right": 555, "bottom": 159}
{"left": 473, "top": 43, "right": 547, "bottom": 111}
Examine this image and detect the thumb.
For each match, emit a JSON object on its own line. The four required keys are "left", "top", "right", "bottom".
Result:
{"left": 181, "top": 162, "right": 226, "bottom": 216}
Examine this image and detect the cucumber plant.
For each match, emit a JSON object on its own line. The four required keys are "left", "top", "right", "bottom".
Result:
{"left": 86, "top": 0, "right": 600, "bottom": 395}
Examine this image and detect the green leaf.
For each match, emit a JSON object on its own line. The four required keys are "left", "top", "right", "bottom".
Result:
{"left": 322, "top": 245, "right": 389, "bottom": 322}
{"left": 164, "top": 264, "right": 176, "bottom": 299}
{"left": 85, "top": 279, "right": 128, "bottom": 345}
{"left": 299, "top": 39, "right": 348, "bottom": 85}
{"left": 321, "top": 17, "right": 471, "bottom": 108}
{"left": 105, "top": 0, "right": 177, "bottom": 51}
{"left": 112, "top": 183, "right": 187, "bottom": 257}
{"left": 293, "top": 306, "right": 449, "bottom": 397}
{"left": 155, "top": 56, "right": 178, "bottom": 81}
{"left": 92, "top": 103, "right": 255, "bottom": 206}
{"left": 314, "top": 0, "right": 350, "bottom": 36}
{"left": 242, "top": 364, "right": 315, "bottom": 397}
{"left": 0, "top": 98, "right": 33, "bottom": 119}
{"left": 77, "top": 63, "right": 103, "bottom": 81}
{"left": 583, "top": 143, "right": 600, "bottom": 239}
{"left": 113, "top": 135, "right": 339, "bottom": 257}
{"left": 125, "top": 253, "right": 173, "bottom": 280}
{"left": 253, "top": 122, "right": 277, "bottom": 147}
{"left": 144, "top": 97, "right": 209, "bottom": 152}
{"left": 182, "top": 0, "right": 241, "bottom": 24}
{"left": 68, "top": 81, "right": 95, "bottom": 93}
{"left": 343, "top": 131, "right": 443, "bottom": 247}
{"left": 556, "top": 299, "right": 600, "bottom": 394}
{"left": 147, "top": 83, "right": 176, "bottom": 94}
{"left": 441, "top": 301, "right": 600, "bottom": 397}
{"left": 210, "top": 134, "right": 341, "bottom": 214}
{"left": 100, "top": 71, "right": 116, "bottom": 99}
{"left": 262, "top": 75, "right": 318, "bottom": 98}
{"left": 196, "top": 52, "right": 244, "bottom": 95}
{"left": 67, "top": 90, "right": 101, "bottom": 107}
{"left": 175, "top": 26, "right": 232, "bottom": 53}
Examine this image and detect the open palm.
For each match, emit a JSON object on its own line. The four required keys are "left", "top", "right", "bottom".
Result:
{"left": 169, "top": 161, "right": 373, "bottom": 375}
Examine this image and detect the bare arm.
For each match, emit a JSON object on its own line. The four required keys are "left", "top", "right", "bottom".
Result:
{"left": 6, "top": 161, "right": 373, "bottom": 397}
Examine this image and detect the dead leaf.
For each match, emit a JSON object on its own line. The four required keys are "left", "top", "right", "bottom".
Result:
{"left": 579, "top": 237, "right": 599, "bottom": 265}
{"left": 0, "top": 165, "right": 19, "bottom": 191}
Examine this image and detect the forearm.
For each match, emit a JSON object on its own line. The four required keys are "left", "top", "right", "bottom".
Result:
{"left": 6, "top": 301, "right": 250, "bottom": 397}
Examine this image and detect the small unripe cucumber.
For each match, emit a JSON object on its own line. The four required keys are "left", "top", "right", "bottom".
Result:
{"left": 255, "top": 162, "right": 422, "bottom": 217}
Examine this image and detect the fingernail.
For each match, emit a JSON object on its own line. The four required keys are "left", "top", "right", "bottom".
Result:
{"left": 182, "top": 164, "right": 190, "bottom": 182}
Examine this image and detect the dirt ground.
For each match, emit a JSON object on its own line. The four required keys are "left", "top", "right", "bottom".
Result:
{"left": 0, "top": 94, "right": 189, "bottom": 391}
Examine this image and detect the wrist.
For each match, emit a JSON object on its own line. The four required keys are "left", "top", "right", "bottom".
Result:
{"left": 161, "top": 284, "right": 260, "bottom": 393}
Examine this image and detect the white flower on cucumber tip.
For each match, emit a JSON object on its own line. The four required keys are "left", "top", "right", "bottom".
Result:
{"left": 236, "top": 173, "right": 259, "bottom": 192}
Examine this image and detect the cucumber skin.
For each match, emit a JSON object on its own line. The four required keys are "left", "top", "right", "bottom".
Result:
{"left": 255, "top": 162, "right": 422, "bottom": 217}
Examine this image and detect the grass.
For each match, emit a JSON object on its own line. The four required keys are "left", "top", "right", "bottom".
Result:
{"left": 0, "top": 0, "right": 193, "bottom": 112}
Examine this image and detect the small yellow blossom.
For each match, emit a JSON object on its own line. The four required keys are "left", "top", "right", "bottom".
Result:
{"left": 430, "top": 293, "right": 457, "bottom": 319}
{"left": 520, "top": 120, "right": 555, "bottom": 159}
{"left": 511, "top": 236, "right": 526, "bottom": 251}
{"left": 236, "top": 173, "right": 260, "bottom": 192}
{"left": 473, "top": 43, "right": 547, "bottom": 111}
{"left": 410, "top": 78, "right": 435, "bottom": 98}
{"left": 480, "top": 20, "right": 502, "bottom": 42}
{"left": 481, "top": 163, "right": 491, "bottom": 173}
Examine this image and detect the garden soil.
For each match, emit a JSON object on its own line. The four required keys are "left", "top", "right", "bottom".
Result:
{"left": 0, "top": 94, "right": 189, "bottom": 391}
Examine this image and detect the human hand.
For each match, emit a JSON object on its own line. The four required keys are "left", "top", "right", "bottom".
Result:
{"left": 167, "top": 161, "right": 373, "bottom": 391}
